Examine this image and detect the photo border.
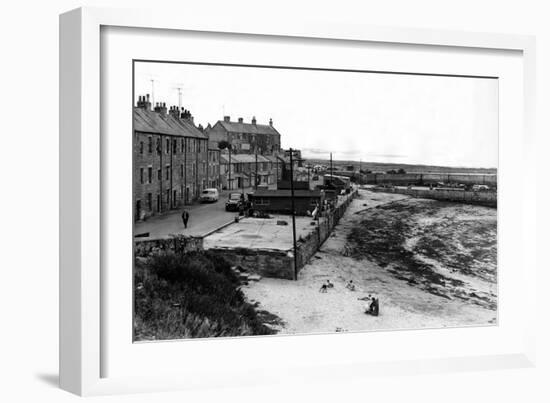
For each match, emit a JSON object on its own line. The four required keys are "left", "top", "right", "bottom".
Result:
{"left": 59, "top": 6, "right": 537, "bottom": 396}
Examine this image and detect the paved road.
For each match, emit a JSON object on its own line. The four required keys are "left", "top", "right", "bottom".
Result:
{"left": 134, "top": 187, "right": 257, "bottom": 238}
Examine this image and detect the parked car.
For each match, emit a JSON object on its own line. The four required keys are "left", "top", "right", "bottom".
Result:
{"left": 472, "top": 184, "right": 490, "bottom": 192}
{"left": 199, "top": 188, "right": 219, "bottom": 203}
{"left": 225, "top": 192, "right": 244, "bottom": 211}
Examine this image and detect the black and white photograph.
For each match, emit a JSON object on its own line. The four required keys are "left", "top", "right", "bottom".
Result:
{"left": 132, "top": 60, "right": 498, "bottom": 341}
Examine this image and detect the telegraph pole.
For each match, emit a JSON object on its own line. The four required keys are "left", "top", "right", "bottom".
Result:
{"left": 289, "top": 148, "right": 298, "bottom": 280}
{"left": 255, "top": 151, "right": 258, "bottom": 190}
{"left": 228, "top": 146, "right": 232, "bottom": 190}
{"left": 330, "top": 152, "right": 333, "bottom": 186}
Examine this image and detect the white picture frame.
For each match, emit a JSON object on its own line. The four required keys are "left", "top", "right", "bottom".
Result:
{"left": 59, "top": 6, "right": 537, "bottom": 396}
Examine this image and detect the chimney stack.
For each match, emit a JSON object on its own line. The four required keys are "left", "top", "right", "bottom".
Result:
{"left": 169, "top": 106, "right": 180, "bottom": 119}
{"left": 223, "top": 116, "right": 230, "bottom": 123}
{"left": 154, "top": 102, "right": 167, "bottom": 115}
{"left": 269, "top": 118, "right": 273, "bottom": 126}
{"left": 137, "top": 94, "right": 152, "bottom": 110}
{"left": 238, "top": 117, "right": 243, "bottom": 123}
{"left": 252, "top": 116, "right": 257, "bottom": 125}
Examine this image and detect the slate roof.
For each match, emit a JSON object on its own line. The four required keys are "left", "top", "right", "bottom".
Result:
{"left": 250, "top": 189, "right": 322, "bottom": 198}
{"left": 133, "top": 107, "right": 206, "bottom": 139}
{"left": 219, "top": 154, "right": 272, "bottom": 164}
{"left": 216, "top": 120, "right": 280, "bottom": 136}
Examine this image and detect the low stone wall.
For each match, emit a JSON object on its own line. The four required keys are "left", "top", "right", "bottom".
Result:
{"left": 295, "top": 189, "right": 358, "bottom": 269}
{"left": 206, "top": 247, "right": 295, "bottom": 280}
{"left": 364, "top": 172, "right": 497, "bottom": 186}
{"left": 369, "top": 187, "right": 497, "bottom": 207}
{"left": 134, "top": 235, "right": 204, "bottom": 257}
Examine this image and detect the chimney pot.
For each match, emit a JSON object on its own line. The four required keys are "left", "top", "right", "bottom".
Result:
{"left": 238, "top": 117, "right": 243, "bottom": 123}
{"left": 269, "top": 118, "right": 273, "bottom": 126}
{"left": 252, "top": 116, "right": 257, "bottom": 125}
{"left": 223, "top": 116, "right": 230, "bottom": 123}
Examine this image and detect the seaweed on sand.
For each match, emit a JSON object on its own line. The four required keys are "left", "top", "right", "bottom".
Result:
{"left": 346, "top": 199, "right": 496, "bottom": 310}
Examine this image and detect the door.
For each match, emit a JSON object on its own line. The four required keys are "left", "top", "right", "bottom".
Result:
{"left": 135, "top": 200, "right": 141, "bottom": 221}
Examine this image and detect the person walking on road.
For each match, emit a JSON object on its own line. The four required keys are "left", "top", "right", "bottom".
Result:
{"left": 181, "top": 208, "right": 190, "bottom": 229}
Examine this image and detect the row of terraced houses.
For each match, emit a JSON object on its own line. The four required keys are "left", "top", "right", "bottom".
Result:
{"left": 133, "top": 94, "right": 287, "bottom": 221}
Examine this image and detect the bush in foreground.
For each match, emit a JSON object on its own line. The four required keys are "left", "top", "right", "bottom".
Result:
{"left": 134, "top": 251, "right": 277, "bottom": 340}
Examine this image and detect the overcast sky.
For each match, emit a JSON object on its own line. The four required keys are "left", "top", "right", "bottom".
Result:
{"left": 135, "top": 62, "right": 498, "bottom": 169}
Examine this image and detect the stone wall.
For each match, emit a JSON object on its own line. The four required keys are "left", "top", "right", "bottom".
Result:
{"left": 364, "top": 172, "right": 497, "bottom": 187}
{"left": 205, "top": 247, "right": 295, "bottom": 280}
{"left": 134, "top": 234, "right": 204, "bottom": 257}
{"left": 369, "top": 187, "right": 497, "bottom": 207}
{"left": 295, "top": 189, "right": 358, "bottom": 269}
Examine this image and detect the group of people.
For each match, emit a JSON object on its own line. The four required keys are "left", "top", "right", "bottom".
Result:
{"left": 319, "top": 279, "right": 380, "bottom": 317}
{"left": 319, "top": 279, "right": 334, "bottom": 293}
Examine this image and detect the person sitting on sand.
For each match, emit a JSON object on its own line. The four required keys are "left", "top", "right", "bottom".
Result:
{"left": 365, "top": 297, "right": 379, "bottom": 316}
{"left": 346, "top": 280, "right": 356, "bottom": 291}
{"left": 326, "top": 280, "right": 334, "bottom": 289}
{"left": 373, "top": 298, "right": 380, "bottom": 316}
{"left": 319, "top": 283, "right": 328, "bottom": 293}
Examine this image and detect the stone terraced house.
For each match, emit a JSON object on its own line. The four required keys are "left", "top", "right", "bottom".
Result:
{"left": 133, "top": 95, "right": 209, "bottom": 221}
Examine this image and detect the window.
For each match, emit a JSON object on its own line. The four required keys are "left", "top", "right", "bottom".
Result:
{"left": 173, "top": 139, "right": 177, "bottom": 154}
{"left": 166, "top": 139, "right": 170, "bottom": 154}
{"left": 148, "top": 167, "right": 152, "bottom": 183}
{"left": 181, "top": 138, "right": 186, "bottom": 153}
{"left": 139, "top": 141, "right": 144, "bottom": 154}
{"left": 255, "top": 198, "right": 270, "bottom": 205}
{"left": 166, "top": 165, "right": 170, "bottom": 180}
{"left": 148, "top": 136, "right": 153, "bottom": 153}
{"left": 147, "top": 193, "right": 152, "bottom": 210}
{"left": 140, "top": 168, "right": 144, "bottom": 184}
{"left": 156, "top": 139, "right": 161, "bottom": 155}
{"left": 157, "top": 169, "right": 161, "bottom": 181}
{"left": 180, "top": 164, "right": 184, "bottom": 177}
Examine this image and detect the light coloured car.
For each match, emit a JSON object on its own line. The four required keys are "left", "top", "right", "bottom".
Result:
{"left": 472, "top": 184, "right": 490, "bottom": 192}
{"left": 199, "top": 188, "right": 219, "bottom": 203}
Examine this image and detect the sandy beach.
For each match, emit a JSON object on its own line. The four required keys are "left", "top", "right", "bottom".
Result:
{"left": 243, "top": 189, "right": 497, "bottom": 335}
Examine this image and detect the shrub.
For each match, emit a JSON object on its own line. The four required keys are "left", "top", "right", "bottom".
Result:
{"left": 134, "top": 251, "right": 277, "bottom": 340}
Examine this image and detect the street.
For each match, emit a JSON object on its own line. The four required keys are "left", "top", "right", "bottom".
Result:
{"left": 134, "top": 187, "right": 257, "bottom": 238}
